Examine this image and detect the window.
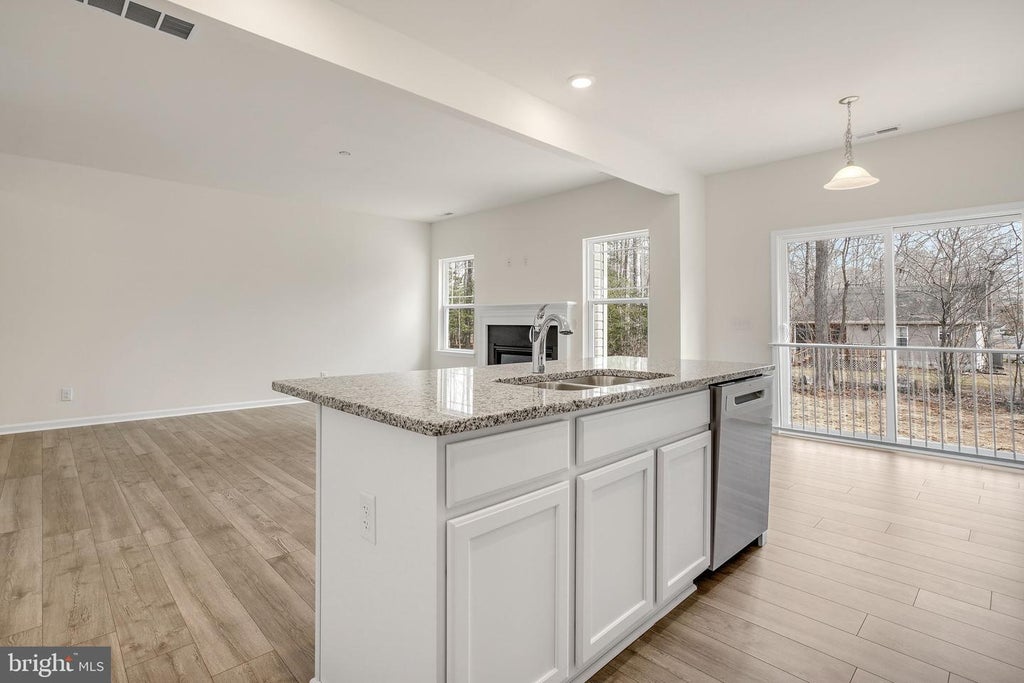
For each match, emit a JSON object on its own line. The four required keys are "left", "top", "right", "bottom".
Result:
{"left": 584, "top": 230, "right": 649, "bottom": 358}
{"left": 440, "top": 256, "right": 475, "bottom": 351}
{"left": 784, "top": 236, "right": 886, "bottom": 346}
{"left": 894, "top": 220, "right": 1021, "bottom": 351}
{"left": 772, "top": 206, "right": 1024, "bottom": 450}
{"left": 778, "top": 215, "right": 1024, "bottom": 351}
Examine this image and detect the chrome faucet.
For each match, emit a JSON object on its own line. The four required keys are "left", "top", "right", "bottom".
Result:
{"left": 531, "top": 304, "right": 573, "bottom": 373}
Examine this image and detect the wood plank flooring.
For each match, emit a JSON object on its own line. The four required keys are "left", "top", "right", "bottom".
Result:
{"left": 599, "top": 436, "right": 1024, "bottom": 683}
{"left": 1, "top": 406, "right": 1023, "bottom": 682}
{"left": 0, "top": 405, "right": 314, "bottom": 683}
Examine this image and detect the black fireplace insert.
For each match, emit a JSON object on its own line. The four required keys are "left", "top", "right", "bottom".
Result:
{"left": 487, "top": 325, "right": 558, "bottom": 365}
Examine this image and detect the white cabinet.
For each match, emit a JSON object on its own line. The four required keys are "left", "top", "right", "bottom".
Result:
{"left": 576, "top": 391, "right": 709, "bottom": 465}
{"left": 316, "top": 383, "right": 747, "bottom": 683}
{"left": 575, "top": 451, "right": 656, "bottom": 666}
{"left": 656, "top": 432, "right": 712, "bottom": 602}
{"left": 446, "top": 420, "right": 570, "bottom": 507}
{"left": 447, "top": 482, "right": 571, "bottom": 683}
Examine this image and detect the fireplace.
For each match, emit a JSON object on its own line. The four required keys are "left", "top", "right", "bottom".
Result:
{"left": 487, "top": 325, "right": 558, "bottom": 365}
{"left": 471, "top": 302, "right": 576, "bottom": 367}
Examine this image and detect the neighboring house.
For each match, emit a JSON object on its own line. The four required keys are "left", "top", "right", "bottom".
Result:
{"left": 790, "top": 286, "right": 995, "bottom": 369}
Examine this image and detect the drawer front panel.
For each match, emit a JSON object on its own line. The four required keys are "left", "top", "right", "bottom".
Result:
{"left": 577, "top": 391, "right": 709, "bottom": 465}
{"left": 446, "top": 420, "right": 571, "bottom": 507}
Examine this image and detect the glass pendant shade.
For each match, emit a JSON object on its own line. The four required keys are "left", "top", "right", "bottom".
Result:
{"left": 824, "top": 163, "right": 880, "bottom": 190}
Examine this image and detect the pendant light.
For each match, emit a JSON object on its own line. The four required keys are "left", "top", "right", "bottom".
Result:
{"left": 824, "top": 96, "right": 879, "bottom": 190}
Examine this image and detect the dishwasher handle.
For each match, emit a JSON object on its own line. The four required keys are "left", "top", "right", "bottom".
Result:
{"left": 719, "top": 375, "right": 774, "bottom": 414}
{"left": 734, "top": 389, "right": 764, "bottom": 405}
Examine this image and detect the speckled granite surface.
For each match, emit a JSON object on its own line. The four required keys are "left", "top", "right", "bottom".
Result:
{"left": 272, "top": 357, "right": 773, "bottom": 437}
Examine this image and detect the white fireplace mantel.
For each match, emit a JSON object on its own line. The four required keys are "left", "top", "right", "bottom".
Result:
{"left": 474, "top": 302, "right": 577, "bottom": 367}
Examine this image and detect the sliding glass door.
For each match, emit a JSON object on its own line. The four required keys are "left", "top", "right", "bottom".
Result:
{"left": 773, "top": 207, "right": 1024, "bottom": 462}
{"left": 783, "top": 234, "right": 889, "bottom": 439}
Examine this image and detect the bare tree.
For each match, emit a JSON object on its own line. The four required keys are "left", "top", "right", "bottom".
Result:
{"left": 813, "top": 240, "right": 831, "bottom": 388}
{"left": 895, "top": 223, "right": 1019, "bottom": 393}
{"left": 995, "top": 224, "right": 1024, "bottom": 401}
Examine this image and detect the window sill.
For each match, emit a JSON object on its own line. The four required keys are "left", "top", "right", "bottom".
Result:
{"left": 437, "top": 349, "right": 476, "bottom": 355}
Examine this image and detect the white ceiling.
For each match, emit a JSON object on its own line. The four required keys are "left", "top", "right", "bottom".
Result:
{"left": 0, "top": 0, "right": 608, "bottom": 221}
{"left": 332, "top": 0, "right": 1024, "bottom": 173}
{"left": 6, "top": 1, "right": 1023, "bottom": 222}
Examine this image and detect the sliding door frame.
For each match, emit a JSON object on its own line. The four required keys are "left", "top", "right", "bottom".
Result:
{"left": 769, "top": 200, "right": 1024, "bottom": 434}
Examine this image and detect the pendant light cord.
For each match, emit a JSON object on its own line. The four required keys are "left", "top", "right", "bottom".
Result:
{"left": 844, "top": 101, "right": 854, "bottom": 166}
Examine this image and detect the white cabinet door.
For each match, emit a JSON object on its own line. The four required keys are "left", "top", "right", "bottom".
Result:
{"left": 447, "top": 482, "right": 571, "bottom": 683}
{"left": 575, "top": 451, "right": 655, "bottom": 666}
{"left": 656, "top": 431, "right": 712, "bottom": 602}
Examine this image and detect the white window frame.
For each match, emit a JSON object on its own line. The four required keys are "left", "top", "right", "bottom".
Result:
{"left": 896, "top": 326, "right": 909, "bottom": 346}
{"left": 583, "top": 229, "right": 650, "bottom": 359}
{"left": 769, "top": 200, "right": 1024, "bottom": 429}
{"left": 439, "top": 255, "right": 475, "bottom": 354}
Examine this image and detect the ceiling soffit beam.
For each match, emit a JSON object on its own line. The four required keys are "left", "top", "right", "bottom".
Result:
{"left": 171, "top": 0, "right": 689, "bottom": 194}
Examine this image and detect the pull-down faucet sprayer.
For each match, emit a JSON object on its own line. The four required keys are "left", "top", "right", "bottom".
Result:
{"left": 530, "top": 304, "right": 573, "bottom": 373}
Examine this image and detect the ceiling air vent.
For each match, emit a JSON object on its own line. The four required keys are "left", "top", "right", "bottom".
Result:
{"left": 88, "top": 0, "right": 125, "bottom": 14}
{"left": 856, "top": 125, "right": 901, "bottom": 140}
{"left": 77, "top": 0, "right": 196, "bottom": 41}
{"left": 158, "top": 14, "right": 194, "bottom": 40}
{"left": 125, "top": 2, "right": 161, "bottom": 28}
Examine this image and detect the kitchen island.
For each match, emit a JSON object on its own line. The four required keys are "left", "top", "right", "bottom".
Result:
{"left": 273, "top": 357, "right": 773, "bottom": 683}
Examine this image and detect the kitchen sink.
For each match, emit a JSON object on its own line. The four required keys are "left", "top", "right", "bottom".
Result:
{"left": 521, "top": 381, "right": 597, "bottom": 390}
{"left": 507, "top": 371, "right": 671, "bottom": 391}
{"left": 565, "top": 374, "right": 643, "bottom": 386}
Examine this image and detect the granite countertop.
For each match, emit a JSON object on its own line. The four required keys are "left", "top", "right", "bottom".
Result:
{"left": 272, "top": 357, "right": 774, "bottom": 437}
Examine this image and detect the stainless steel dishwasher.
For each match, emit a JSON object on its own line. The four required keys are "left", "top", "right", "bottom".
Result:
{"left": 710, "top": 374, "right": 774, "bottom": 570}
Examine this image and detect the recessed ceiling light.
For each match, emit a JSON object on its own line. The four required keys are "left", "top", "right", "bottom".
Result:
{"left": 338, "top": 150, "right": 351, "bottom": 157}
{"left": 441, "top": 212, "right": 455, "bottom": 217}
{"left": 568, "top": 74, "right": 595, "bottom": 89}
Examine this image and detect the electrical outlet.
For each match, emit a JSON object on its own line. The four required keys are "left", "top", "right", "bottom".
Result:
{"left": 359, "top": 492, "right": 376, "bottom": 545}
{"left": 60, "top": 387, "right": 74, "bottom": 402}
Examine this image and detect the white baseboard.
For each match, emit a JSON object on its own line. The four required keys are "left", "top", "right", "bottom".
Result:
{"left": 0, "top": 397, "right": 307, "bottom": 436}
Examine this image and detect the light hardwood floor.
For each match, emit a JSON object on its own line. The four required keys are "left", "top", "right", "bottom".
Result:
{"left": 0, "top": 404, "right": 315, "bottom": 683}
{"left": 1, "top": 405, "right": 1023, "bottom": 682}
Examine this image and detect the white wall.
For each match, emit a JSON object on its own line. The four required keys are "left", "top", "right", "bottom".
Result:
{"left": 677, "top": 172, "right": 706, "bottom": 360}
{"left": 0, "top": 153, "right": 431, "bottom": 429}
{"left": 430, "top": 178, "right": 703, "bottom": 368}
{"left": 706, "top": 109, "right": 1024, "bottom": 363}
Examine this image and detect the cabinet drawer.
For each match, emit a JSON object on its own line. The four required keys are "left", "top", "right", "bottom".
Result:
{"left": 577, "top": 391, "right": 709, "bottom": 465}
{"left": 446, "top": 420, "right": 571, "bottom": 507}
